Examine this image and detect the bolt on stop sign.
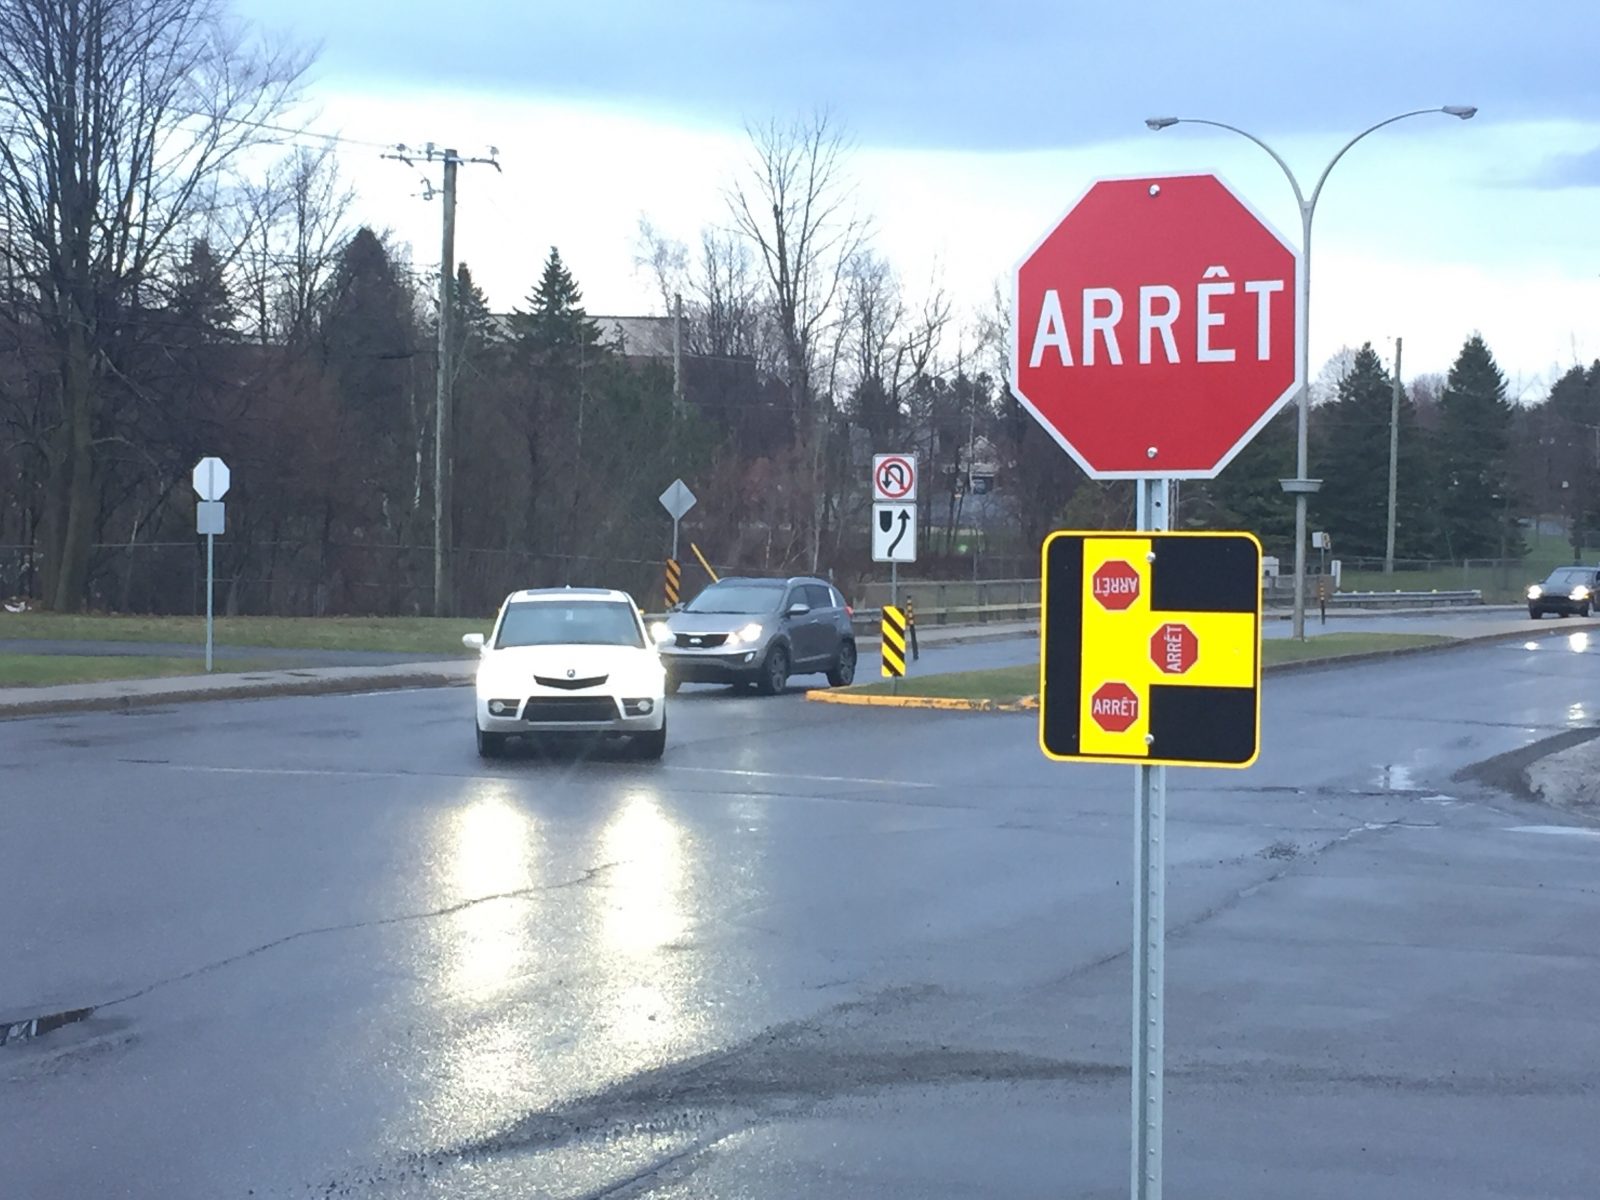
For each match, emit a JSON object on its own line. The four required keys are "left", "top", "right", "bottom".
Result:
{"left": 1011, "top": 173, "right": 1302, "bottom": 479}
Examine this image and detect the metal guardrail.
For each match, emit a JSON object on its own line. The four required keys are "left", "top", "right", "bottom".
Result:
{"left": 1268, "top": 589, "right": 1484, "bottom": 609}
{"left": 849, "top": 587, "right": 1485, "bottom": 632}
{"left": 851, "top": 602, "right": 1038, "bottom": 636}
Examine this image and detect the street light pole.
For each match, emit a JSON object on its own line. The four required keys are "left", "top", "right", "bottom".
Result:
{"left": 1146, "top": 106, "right": 1475, "bottom": 639}
{"left": 1385, "top": 337, "right": 1403, "bottom": 574}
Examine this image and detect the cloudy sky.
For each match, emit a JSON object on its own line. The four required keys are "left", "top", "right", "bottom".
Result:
{"left": 236, "top": 0, "right": 1598, "bottom": 393}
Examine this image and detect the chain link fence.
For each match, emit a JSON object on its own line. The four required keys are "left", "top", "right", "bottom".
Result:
{"left": 0, "top": 542, "right": 687, "bottom": 617}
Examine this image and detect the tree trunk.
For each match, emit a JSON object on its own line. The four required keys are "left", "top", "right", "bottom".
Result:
{"left": 44, "top": 326, "right": 97, "bottom": 612}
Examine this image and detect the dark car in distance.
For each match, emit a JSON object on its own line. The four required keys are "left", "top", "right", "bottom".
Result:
{"left": 1527, "top": 565, "right": 1600, "bottom": 619}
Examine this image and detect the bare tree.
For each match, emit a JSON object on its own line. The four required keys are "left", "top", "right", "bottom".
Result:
{"left": 693, "top": 228, "right": 764, "bottom": 363}
{"left": 727, "top": 111, "right": 866, "bottom": 426}
{"left": 727, "top": 112, "right": 867, "bottom": 569}
{"left": 232, "top": 145, "right": 352, "bottom": 346}
{"left": 1309, "top": 346, "right": 1361, "bottom": 407}
{"left": 632, "top": 216, "right": 689, "bottom": 318}
{"left": 0, "top": 0, "right": 307, "bottom": 609}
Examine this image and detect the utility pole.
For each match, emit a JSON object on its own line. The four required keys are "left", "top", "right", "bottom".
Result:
{"left": 383, "top": 142, "right": 501, "bottom": 617}
{"left": 1385, "top": 337, "right": 1402, "bottom": 575}
{"left": 672, "top": 292, "right": 685, "bottom": 416}
{"left": 435, "top": 149, "right": 458, "bottom": 617}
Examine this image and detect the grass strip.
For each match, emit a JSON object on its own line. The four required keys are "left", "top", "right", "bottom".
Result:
{"left": 0, "top": 654, "right": 284, "bottom": 687}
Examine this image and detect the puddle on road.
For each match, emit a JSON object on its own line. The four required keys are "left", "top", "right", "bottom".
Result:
{"left": 0, "top": 1006, "right": 94, "bottom": 1048}
{"left": 1374, "top": 763, "right": 1417, "bottom": 791}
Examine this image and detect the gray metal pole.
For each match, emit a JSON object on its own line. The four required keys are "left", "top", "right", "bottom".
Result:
{"left": 1132, "top": 475, "right": 1168, "bottom": 1200}
{"left": 1385, "top": 337, "right": 1403, "bottom": 574}
{"left": 891, "top": 560, "right": 898, "bottom": 614}
{"left": 433, "top": 149, "right": 458, "bottom": 618}
{"left": 1291, "top": 205, "right": 1312, "bottom": 641}
{"left": 205, "top": 532, "right": 215, "bottom": 673}
{"left": 671, "top": 517, "right": 680, "bottom": 563}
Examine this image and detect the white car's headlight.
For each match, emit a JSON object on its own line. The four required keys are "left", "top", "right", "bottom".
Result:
{"left": 618, "top": 659, "right": 666, "bottom": 694}
{"left": 1572, "top": 586, "right": 1591, "bottom": 601}
{"left": 730, "top": 622, "right": 765, "bottom": 645}
{"left": 1528, "top": 585, "right": 1543, "bottom": 599}
{"left": 477, "top": 674, "right": 522, "bottom": 698}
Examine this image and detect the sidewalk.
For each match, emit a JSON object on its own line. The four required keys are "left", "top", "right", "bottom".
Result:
{"left": 0, "top": 659, "right": 474, "bottom": 719}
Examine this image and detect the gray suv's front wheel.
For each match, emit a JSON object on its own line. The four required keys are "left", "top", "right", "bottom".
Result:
{"left": 758, "top": 643, "right": 790, "bottom": 695}
{"left": 826, "top": 640, "right": 857, "bottom": 687}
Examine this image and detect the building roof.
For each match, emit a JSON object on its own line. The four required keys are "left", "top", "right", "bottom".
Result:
{"left": 485, "top": 312, "right": 676, "bottom": 360}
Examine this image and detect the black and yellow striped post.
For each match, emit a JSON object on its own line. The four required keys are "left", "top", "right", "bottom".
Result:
{"left": 881, "top": 604, "right": 908, "bottom": 678}
{"left": 664, "top": 558, "right": 682, "bottom": 608}
{"left": 905, "top": 595, "right": 920, "bottom": 661}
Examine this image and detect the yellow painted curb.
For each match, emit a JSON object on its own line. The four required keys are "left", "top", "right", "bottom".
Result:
{"left": 804, "top": 689, "right": 1034, "bottom": 713}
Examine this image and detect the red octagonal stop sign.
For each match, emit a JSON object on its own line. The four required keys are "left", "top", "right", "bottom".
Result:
{"left": 1010, "top": 173, "right": 1301, "bottom": 479}
{"left": 1150, "top": 622, "right": 1198, "bottom": 674}
{"left": 1090, "top": 682, "right": 1140, "bottom": 732}
{"left": 1092, "top": 560, "right": 1141, "bottom": 610}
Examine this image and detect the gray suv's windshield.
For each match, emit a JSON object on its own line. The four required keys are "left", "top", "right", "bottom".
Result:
{"left": 496, "top": 601, "right": 643, "bottom": 648}
{"left": 685, "top": 583, "right": 786, "bottom": 614}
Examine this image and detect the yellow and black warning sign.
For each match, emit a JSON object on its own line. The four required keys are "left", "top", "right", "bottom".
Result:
{"left": 664, "top": 558, "right": 682, "bottom": 608}
{"left": 1040, "top": 531, "right": 1261, "bottom": 768}
{"left": 881, "top": 604, "right": 908, "bottom": 678}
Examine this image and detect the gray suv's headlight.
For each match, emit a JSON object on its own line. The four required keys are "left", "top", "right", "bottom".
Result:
{"left": 729, "top": 622, "right": 766, "bottom": 646}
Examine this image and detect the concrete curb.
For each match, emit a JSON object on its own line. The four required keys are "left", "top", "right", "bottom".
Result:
{"left": 803, "top": 689, "right": 1037, "bottom": 713}
{"left": 0, "top": 664, "right": 472, "bottom": 720}
{"left": 805, "top": 620, "right": 1597, "bottom": 713}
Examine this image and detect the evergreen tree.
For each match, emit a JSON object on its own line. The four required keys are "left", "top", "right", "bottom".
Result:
{"left": 1540, "top": 362, "right": 1600, "bottom": 552}
{"left": 1189, "top": 406, "right": 1296, "bottom": 550}
{"left": 513, "top": 247, "right": 603, "bottom": 360}
{"left": 168, "top": 239, "right": 236, "bottom": 342}
{"left": 316, "top": 227, "right": 425, "bottom": 541}
{"left": 1435, "top": 334, "right": 1520, "bottom": 559}
{"left": 507, "top": 248, "right": 612, "bottom": 557}
{"left": 1313, "top": 343, "right": 1433, "bottom": 559}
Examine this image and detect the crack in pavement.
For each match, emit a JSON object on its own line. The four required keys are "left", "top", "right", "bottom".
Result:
{"left": 318, "top": 931, "right": 1592, "bottom": 1199}
{"left": 92, "top": 861, "right": 621, "bottom": 1012}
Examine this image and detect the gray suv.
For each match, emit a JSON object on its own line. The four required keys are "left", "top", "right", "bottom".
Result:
{"left": 657, "top": 576, "right": 857, "bottom": 694}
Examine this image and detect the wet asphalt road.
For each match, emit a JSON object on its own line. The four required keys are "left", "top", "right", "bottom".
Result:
{"left": 3, "top": 632, "right": 1600, "bottom": 1198}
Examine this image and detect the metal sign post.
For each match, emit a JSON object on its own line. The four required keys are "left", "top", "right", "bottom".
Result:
{"left": 1038, "top": 525, "right": 1261, "bottom": 1200}
{"left": 206, "top": 527, "right": 215, "bottom": 672}
{"left": 1132, "top": 475, "right": 1168, "bottom": 1200}
{"left": 659, "top": 479, "right": 697, "bottom": 564}
{"left": 192, "top": 457, "right": 230, "bottom": 674}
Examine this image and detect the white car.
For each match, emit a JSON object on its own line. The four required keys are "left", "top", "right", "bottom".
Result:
{"left": 463, "top": 588, "right": 668, "bottom": 759}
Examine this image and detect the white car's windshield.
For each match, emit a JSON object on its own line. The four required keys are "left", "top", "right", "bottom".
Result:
{"left": 685, "top": 584, "right": 785, "bottom": 614}
{"left": 495, "top": 601, "right": 643, "bottom": 648}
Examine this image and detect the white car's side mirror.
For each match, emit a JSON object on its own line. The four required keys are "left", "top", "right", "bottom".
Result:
{"left": 462, "top": 633, "right": 486, "bottom": 651}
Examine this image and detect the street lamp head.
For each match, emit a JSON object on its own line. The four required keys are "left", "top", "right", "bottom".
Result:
{"left": 1145, "top": 117, "right": 1179, "bottom": 131}
{"left": 1442, "top": 105, "right": 1477, "bottom": 119}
